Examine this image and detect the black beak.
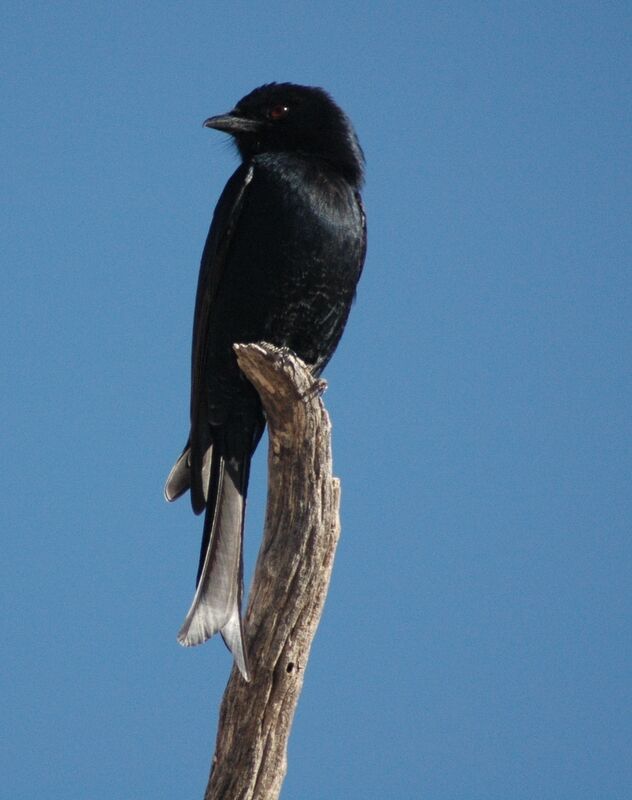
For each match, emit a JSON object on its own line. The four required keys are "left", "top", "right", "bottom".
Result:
{"left": 203, "top": 112, "right": 261, "bottom": 134}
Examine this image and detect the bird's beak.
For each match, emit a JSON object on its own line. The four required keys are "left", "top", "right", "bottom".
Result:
{"left": 203, "top": 112, "right": 261, "bottom": 134}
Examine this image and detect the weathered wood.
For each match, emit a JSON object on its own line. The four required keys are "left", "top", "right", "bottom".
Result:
{"left": 204, "top": 342, "right": 342, "bottom": 800}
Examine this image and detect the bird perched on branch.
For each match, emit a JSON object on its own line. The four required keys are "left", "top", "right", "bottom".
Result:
{"left": 165, "top": 82, "right": 366, "bottom": 680}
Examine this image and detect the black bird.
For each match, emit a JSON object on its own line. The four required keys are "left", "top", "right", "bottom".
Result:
{"left": 165, "top": 83, "right": 366, "bottom": 680}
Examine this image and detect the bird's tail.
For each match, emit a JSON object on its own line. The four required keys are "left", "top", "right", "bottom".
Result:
{"left": 176, "top": 448, "right": 251, "bottom": 681}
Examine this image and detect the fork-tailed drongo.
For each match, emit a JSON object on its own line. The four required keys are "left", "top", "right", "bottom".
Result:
{"left": 165, "top": 83, "right": 366, "bottom": 680}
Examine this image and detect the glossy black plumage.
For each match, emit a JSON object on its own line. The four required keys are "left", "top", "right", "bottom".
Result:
{"left": 165, "top": 83, "right": 366, "bottom": 679}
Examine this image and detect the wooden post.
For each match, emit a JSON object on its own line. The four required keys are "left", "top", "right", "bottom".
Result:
{"left": 204, "top": 342, "right": 342, "bottom": 800}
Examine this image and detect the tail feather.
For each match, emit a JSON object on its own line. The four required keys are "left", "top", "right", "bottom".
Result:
{"left": 164, "top": 446, "right": 191, "bottom": 503}
{"left": 165, "top": 443, "right": 213, "bottom": 514}
{"left": 176, "top": 450, "right": 251, "bottom": 681}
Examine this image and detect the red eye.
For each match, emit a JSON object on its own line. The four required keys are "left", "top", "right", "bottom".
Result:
{"left": 269, "top": 104, "right": 289, "bottom": 120}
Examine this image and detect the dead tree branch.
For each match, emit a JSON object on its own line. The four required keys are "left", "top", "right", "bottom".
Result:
{"left": 204, "top": 342, "right": 342, "bottom": 800}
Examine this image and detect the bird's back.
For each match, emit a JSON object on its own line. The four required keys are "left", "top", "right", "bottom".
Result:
{"left": 203, "top": 152, "right": 366, "bottom": 423}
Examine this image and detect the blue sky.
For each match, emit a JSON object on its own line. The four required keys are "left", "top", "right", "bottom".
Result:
{"left": 3, "top": 3, "right": 631, "bottom": 798}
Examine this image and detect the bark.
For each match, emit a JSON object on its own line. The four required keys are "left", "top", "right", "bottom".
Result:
{"left": 204, "top": 342, "right": 342, "bottom": 800}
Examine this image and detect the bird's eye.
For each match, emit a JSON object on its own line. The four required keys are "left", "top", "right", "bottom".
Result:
{"left": 268, "top": 104, "right": 289, "bottom": 121}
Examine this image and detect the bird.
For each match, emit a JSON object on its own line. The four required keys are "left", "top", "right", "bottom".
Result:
{"left": 165, "top": 82, "right": 366, "bottom": 680}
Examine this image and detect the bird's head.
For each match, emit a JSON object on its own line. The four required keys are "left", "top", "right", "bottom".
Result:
{"left": 203, "top": 82, "right": 364, "bottom": 187}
